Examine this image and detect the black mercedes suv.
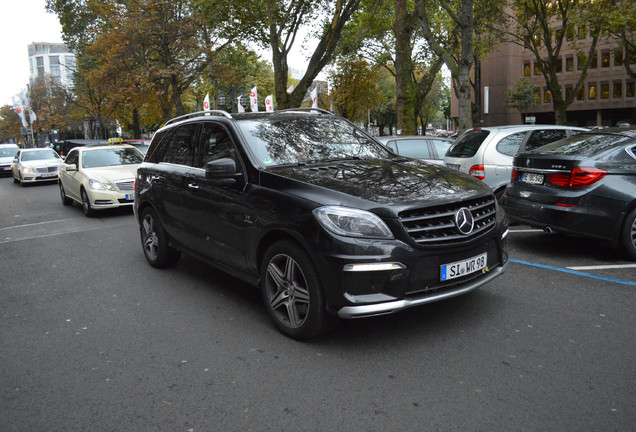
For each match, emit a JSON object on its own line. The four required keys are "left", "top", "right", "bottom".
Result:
{"left": 134, "top": 109, "right": 509, "bottom": 339}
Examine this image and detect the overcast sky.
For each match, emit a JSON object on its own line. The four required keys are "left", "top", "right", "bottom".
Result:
{"left": 1, "top": 0, "right": 64, "bottom": 106}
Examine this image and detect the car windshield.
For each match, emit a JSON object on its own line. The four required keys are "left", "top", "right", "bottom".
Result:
{"left": 0, "top": 148, "right": 18, "bottom": 157}
{"left": 236, "top": 116, "right": 390, "bottom": 166}
{"left": 529, "top": 133, "right": 631, "bottom": 157}
{"left": 21, "top": 149, "right": 60, "bottom": 161}
{"left": 82, "top": 147, "right": 144, "bottom": 168}
{"left": 447, "top": 129, "right": 490, "bottom": 157}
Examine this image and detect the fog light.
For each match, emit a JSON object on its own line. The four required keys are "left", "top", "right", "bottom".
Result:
{"left": 343, "top": 263, "right": 406, "bottom": 272}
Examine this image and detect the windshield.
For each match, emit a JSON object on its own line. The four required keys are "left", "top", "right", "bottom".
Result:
{"left": 0, "top": 148, "right": 18, "bottom": 157}
{"left": 81, "top": 147, "right": 144, "bottom": 168}
{"left": 21, "top": 149, "right": 60, "bottom": 161}
{"left": 530, "top": 133, "right": 630, "bottom": 157}
{"left": 236, "top": 116, "right": 390, "bottom": 166}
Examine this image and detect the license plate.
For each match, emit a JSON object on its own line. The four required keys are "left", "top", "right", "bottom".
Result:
{"left": 125, "top": 194, "right": 134, "bottom": 201}
{"left": 441, "top": 253, "right": 487, "bottom": 281}
{"left": 447, "top": 164, "right": 461, "bottom": 171}
{"left": 2, "top": 167, "right": 9, "bottom": 171}
{"left": 520, "top": 173, "right": 544, "bottom": 185}
{"left": 40, "top": 173, "right": 55, "bottom": 178}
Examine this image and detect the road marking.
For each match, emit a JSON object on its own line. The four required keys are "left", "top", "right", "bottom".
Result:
{"left": 510, "top": 258, "right": 636, "bottom": 287}
{"left": 0, "top": 220, "right": 136, "bottom": 244}
{"left": 0, "top": 218, "right": 77, "bottom": 231}
{"left": 567, "top": 264, "right": 636, "bottom": 271}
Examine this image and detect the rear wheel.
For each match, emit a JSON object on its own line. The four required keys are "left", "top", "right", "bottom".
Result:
{"left": 621, "top": 208, "right": 636, "bottom": 260}
{"left": 139, "top": 207, "right": 180, "bottom": 268}
{"left": 261, "top": 240, "right": 334, "bottom": 339}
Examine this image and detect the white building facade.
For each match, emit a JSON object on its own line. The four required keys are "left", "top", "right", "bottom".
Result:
{"left": 28, "top": 42, "right": 76, "bottom": 88}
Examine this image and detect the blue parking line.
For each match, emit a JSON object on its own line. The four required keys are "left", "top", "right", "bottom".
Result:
{"left": 509, "top": 259, "right": 636, "bottom": 287}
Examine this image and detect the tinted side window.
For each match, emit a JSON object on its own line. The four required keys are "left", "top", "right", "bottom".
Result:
{"left": 396, "top": 140, "right": 431, "bottom": 159}
{"left": 525, "top": 129, "right": 568, "bottom": 151}
{"left": 145, "top": 129, "right": 172, "bottom": 163}
{"left": 447, "top": 130, "right": 490, "bottom": 157}
{"left": 160, "top": 123, "right": 198, "bottom": 166}
{"left": 65, "top": 150, "right": 79, "bottom": 165}
{"left": 197, "top": 123, "right": 237, "bottom": 168}
{"left": 496, "top": 132, "right": 527, "bottom": 156}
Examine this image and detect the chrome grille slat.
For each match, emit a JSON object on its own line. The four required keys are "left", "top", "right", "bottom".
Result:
{"left": 398, "top": 196, "right": 497, "bottom": 245}
{"left": 114, "top": 179, "right": 135, "bottom": 191}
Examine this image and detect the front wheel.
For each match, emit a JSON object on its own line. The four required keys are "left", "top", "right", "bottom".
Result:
{"left": 139, "top": 207, "right": 180, "bottom": 268}
{"left": 621, "top": 208, "right": 636, "bottom": 260}
{"left": 81, "top": 188, "right": 95, "bottom": 217}
{"left": 59, "top": 182, "right": 72, "bottom": 206}
{"left": 261, "top": 240, "right": 334, "bottom": 339}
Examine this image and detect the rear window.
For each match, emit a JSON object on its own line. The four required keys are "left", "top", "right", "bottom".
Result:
{"left": 447, "top": 129, "right": 490, "bottom": 157}
{"left": 530, "top": 133, "right": 631, "bottom": 157}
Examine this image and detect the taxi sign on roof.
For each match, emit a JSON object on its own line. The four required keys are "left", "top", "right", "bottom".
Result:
{"left": 108, "top": 137, "right": 123, "bottom": 144}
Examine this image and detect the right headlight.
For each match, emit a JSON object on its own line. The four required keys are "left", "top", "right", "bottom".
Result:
{"left": 313, "top": 206, "right": 394, "bottom": 239}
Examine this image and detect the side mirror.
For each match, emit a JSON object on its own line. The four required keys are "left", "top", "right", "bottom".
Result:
{"left": 205, "top": 158, "right": 240, "bottom": 180}
{"left": 64, "top": 163, "right": 77, "bottom": 172}
{"left": 13, "top": 158, "right": 18, "bottom": 163}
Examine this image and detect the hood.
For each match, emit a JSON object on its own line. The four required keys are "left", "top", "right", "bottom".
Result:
{"left": 0, "top": 156, "right": 15, "bottom": 164}
{"left": 21, "top": 159, "right": 62, "bottom": 168}
{"left": 83, "top": 164, "right": 140, "bottom": 182}
{"left": 261, "top": 158, "right": 491, "bottom": 215}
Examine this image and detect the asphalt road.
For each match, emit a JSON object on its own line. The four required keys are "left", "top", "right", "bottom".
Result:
{"left": 1, "top": 177, "right": 634, "bottom": 432}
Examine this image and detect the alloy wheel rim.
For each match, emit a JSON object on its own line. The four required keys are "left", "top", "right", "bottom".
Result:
{"left": 142, "top": 215, "right": 159, "bottom": 260}
{"left": 82, "top": 191, "right": 89, "bottom": 213}
{"left": 266, "top": 254, "right": 310, "bottom": 328}
{"left": 631, "top": 217, "right": 636, "bottom": 249}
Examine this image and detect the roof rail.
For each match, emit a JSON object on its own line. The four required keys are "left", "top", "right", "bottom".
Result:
{"left": 276, "top": 107, "right": 334, "bottom": 115}
{"left": 164, "top": 110, "right": 232, "bottom": 126}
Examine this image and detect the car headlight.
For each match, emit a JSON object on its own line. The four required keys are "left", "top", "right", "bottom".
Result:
{"left": 89, "top": 179, "right": 115, "bottom": 191}
{"left": 313, "top": 206, "right": 394, "bottom": 239}
{"left": 22, "top": 167, "right": 36, "bottom": 174}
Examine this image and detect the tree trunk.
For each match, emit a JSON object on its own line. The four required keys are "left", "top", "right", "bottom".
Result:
{"left": 394, "top": 0, "right": 414, "bottom": 135}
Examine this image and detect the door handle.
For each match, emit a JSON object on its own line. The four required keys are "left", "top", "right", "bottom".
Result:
{"left": 187, "top": 182, "right": 199, "bottom": 190}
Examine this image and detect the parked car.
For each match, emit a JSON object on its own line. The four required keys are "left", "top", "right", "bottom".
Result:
{"left": 375, "top": 136, "right": 454, "bottom": 165}
{"left": 444, "top": 125, "right": 588, "bottom": 199}
{"left": 11, "top": 148, "right": 63, "bottom": 186}
{"left": 501, "top": 126, "right": 636, "bottom": 259}
{"left": 58, "top": 144, "right": 144, "bottom": 216}
{"left": 0, "top": 143, "right": 19, "bottom": 176}
{"left": 134, "top": 109, "right": 509, "bottom": 339}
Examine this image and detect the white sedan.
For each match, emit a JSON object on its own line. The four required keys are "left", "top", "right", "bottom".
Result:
{"left": 12, "top": 148, "right": 63, "bottom": 186}
{"left": 58, "top": 144, "right": 144, "bottom": 217}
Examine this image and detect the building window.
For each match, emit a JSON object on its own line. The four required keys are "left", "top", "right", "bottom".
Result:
{"left": 534, "top": 34, "right": 541, "bottom": 47}
{"left": 534, "top": 62, "right": 541, "bottom": 75}
{"left": 534, "top": 91, "right": 541, "bottom": 104}
{"left": 630, "top": 49, "right": 636, "bottom": 65}
{"left": 566, "top": 86, "right": 574, "bottom": 100}
{"left": 589, "top": 52, "right": 598, "bottom": 69}
{"left": 627, "top": 82, "right": 635, "bottom": 98}
{"left": 602, "top": 51, "right": 611, "bottom": 68}
{"left": 578, "top": 25, "right": 587, "bottom": 40}
{"left": 614, "top": 50, "right": 624, "bottom": 66}
{"left": 555, "top": 57, "right": 562, "bottom": 72}
{"left": 577, "top": 86, "right": 585, "bottom": 100}
{"left": 524, "top": 63, "right": 531, "bottom": 76}
{"left": 577, "top": 53, "right": 586, "bottom": 71}
{"left": 613, "top": 81, "right": 623, "bottom": 98}
{"left": 50, "top": 56, "right": 60, "bottom": 77}
{"left": 555, "top": 28, "right": 562, "bottom": 43}
{"left": 566, "top": 25, "right": 575, "bottom": 41}
{"left": 36, "top": 56, "right": 44, "bottom": 77}
{"left": 566, "top": 56, "right": 574, "bottom": 71}
{"left": 601, "top": 83, "right": 609, "bottom": 99}
{"left": 589, "top": 83, "right": 597, "bottom": 100}
{"left": 544, "top": 89, "right": 552, "bottom": 103}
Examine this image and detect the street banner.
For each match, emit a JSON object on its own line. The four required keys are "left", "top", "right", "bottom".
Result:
{"left": 250, "top": 86, "right": 258, "bottom": 112}
{"left": 311, "top": 87, "right": 318, "bottom": 108}
{"left": 265, "top": 95, "right": 274, "bottom": 112}
{"left": 29, "top": 108, "right": 37, "bottom": 123}
{"left": 18, "top": 89, "right": 30, "bottom": 109}
{"left": 237, "top": 96, "right": 245, "bottom": 113}
{"left": 12, "top": 97, "right": 28, "bottom": 128}
{"left": 203, "top": 93, "right": 210, "bottom": 112}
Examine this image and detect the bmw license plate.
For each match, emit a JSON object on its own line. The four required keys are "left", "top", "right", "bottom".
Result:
{"left": 441, "top": 253, "right": 487, "bottom": 281}
{"left": 520, "top": 173, "right": 544, "bottom": 185}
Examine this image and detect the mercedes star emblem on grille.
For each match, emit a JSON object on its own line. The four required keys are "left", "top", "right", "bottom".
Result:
{"left": 454, "top": 207, "right": 474, "bottom": 235}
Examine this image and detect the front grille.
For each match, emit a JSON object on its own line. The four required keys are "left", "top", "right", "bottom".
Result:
{"left": 398, "top": 195, "right": 496, "bottom": 245}
{"left": 114, "top": 179, "right": 135, "bottom": 191}
{"left": 36, "top": 166, "right": 58, "bottom": 173}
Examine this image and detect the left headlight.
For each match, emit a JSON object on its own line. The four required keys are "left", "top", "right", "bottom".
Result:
{"left": 313, "top": 206, "right": 394, "bottom": 239}
{"left": 89, "top": 179, "right": 115, "bottom": 191}
{"left": 22, "top": 166, "right": 36, "bottom": 174}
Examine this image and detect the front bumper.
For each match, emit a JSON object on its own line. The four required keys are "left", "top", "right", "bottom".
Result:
{"left": 88, "top": 188, "right": 135, "bottom": 209}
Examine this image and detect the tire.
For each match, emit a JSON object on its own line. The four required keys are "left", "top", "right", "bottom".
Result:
{"left": 139, "top": 207, "right": 180, "bottom": 268}
{"left": 13, "top": 173, "right": 18, "bottom": 184}
{"left": 621, "top": 208, "right": 636, "bottom": 261}
{"left": 59, "top": 182, "right": 72, "bottom": 206}
{"left": 260, "top": 240, "right": 334, "bottom": 339}
{"left": 81, "top": 188, "right": 95, "bottom": 217}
